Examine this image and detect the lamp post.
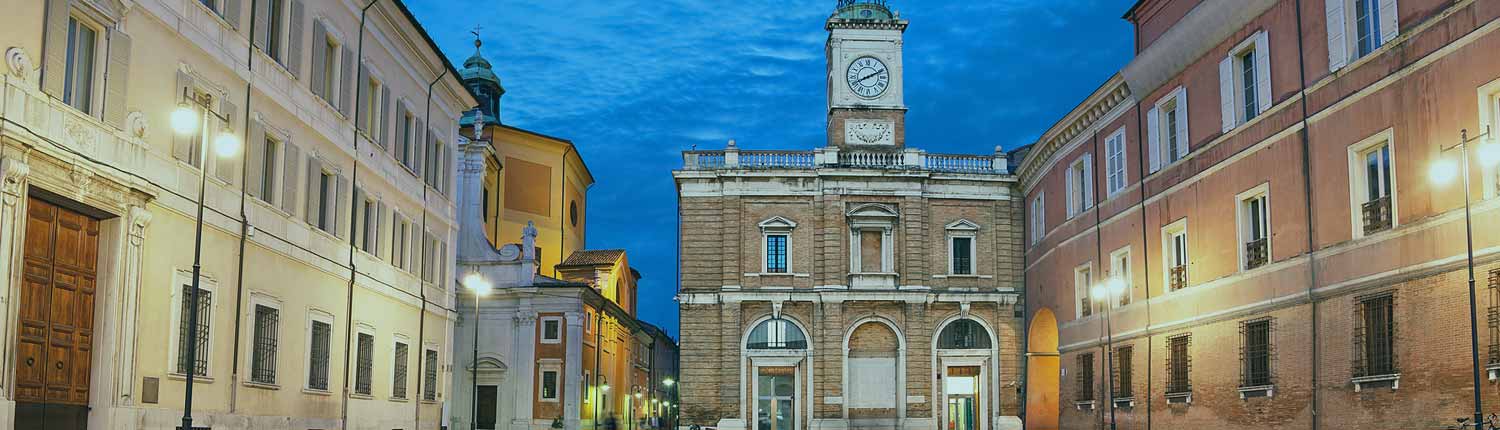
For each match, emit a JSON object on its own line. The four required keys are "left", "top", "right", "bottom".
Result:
{"left": 662, "top": 378, "right": 675, "bottom": 430}
{"left": 463, "top": 273, "right": 492, "bottom": 430}
{"left": 171, "top": 90, "right": 240, "bottom": 430}
{"left": 1090, "top": 278, "right": 1125, "bottom": 430}
{"left": 1429, "top": 127, "right": 1496, "bottom": 430}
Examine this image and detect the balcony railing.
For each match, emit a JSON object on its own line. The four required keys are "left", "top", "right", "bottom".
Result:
{"left": 1168, "top": 265, "right": 1187, "bottom": 292}
{"left": 1244, "top": 238, "right": 1268, "bottom": 269}
{"left": 1361, "top": 196, "right": 1392, "bottom": 235}
{"left": 681, "top": 145, "right": 1008, "bottom": 174}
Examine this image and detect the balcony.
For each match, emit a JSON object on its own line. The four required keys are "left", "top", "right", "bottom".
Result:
{"left": 682, "top": 145, "right": 1008, "bottom": 174}
{"left": 1361, "top": 196, "right": 1392, "bottom": 235}
{"left": 1168, "top": 265, "right": 1187, "bottom": 292}
{"left": 1244, "top": 238, "right": 1268, "bottom": 269}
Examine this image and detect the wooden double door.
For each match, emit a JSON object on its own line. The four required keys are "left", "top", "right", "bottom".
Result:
{"left": 16, "top": 196, "right": 101, "bottom": 430}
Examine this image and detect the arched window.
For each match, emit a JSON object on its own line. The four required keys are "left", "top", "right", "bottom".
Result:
{"left": 937, "top": 319, "right": 992, "bottom": 350}
{"left": 748, "top": 318, "right": 807, "bottom": 350}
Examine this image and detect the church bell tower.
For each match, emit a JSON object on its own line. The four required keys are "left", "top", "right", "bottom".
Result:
{"left": 826, "top": 0, "right": 908, "bottom": 149}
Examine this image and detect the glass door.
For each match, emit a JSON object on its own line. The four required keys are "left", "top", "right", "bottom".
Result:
{"left": 945, "top": 367, "right": 980, "bottom": 430}
{"left": 756, "top": 368, "right": 796, "bottom": 430}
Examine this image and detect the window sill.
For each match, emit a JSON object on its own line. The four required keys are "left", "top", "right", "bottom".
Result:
{"left": 390, "top": 396, "right": 409, "bottom": 403}
{"left": 167, "top": 373, "right": 215, "bottom": 384}
{"left": 1487, "top": 364, "right": 1500, "bottom": 381}
{"left": 1072, "top": 400, "right": 1095, "bottom": 411}
{"left": 1111, "top": 397, "right": 1135, "bottom": 408}
{"left": 541, "top": 338, "right": 562, "bottom": 344}
{"left": 1165, "top": 392, "right": 1192, "bottom": 404}
{"left": 745, "top": 272, "right": 810, "bottom": 278}
{"left": 1352, "top": 374, "right": 1400, "bottom": 392}
{"left": 243, "top": 380, "right": 279, "bottom": 390}
{"left": 421, "top": 398, "right": 440, "bottom": 404}
{"left": 1237, "top": 385, "right": 1274, "bottom": 399}
{"left": 934, "top": 274, "right": 992, "bottom": 279}
{"left": 302, "top": 387, "right": 334, "bottom": 396}
{"left": 350, "top": 393, "right": 375, "bottom": 400}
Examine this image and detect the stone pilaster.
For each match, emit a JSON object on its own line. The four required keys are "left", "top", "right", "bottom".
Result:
{"left": 113, "top": 205, "right": 151, "bottom": 404}
{"left": 510, "top": 311, "right": 539, "bottom": 430}
{"left": 0, "top": 156, "right": 29, "bottom": 397}
{"left": 562, "top": 311, "right": 584, "bottom": 430}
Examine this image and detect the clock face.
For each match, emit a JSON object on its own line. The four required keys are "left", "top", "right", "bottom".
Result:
{"left": 846, "top": 56, "right": 890, "bottom": 99}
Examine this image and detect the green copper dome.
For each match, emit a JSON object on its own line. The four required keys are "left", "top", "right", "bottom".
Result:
{"left": 834, "top": 0, "right": 894, "bottom": 20}
{"left": 460, "top": 38, "right": 505, "bottom": 126}
{"left": 460, "top": 39, "right": 502, "bottom": 88}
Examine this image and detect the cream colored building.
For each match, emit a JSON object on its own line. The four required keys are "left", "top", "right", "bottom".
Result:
{"left": 0, "top": 1, "right": 472, "bottom": 429}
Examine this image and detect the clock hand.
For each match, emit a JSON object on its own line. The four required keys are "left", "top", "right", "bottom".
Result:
{"left": 856, "top": 68, "right": 884, "bottom": 84}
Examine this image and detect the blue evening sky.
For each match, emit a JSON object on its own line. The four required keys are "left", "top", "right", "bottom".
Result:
{"left": 407, "top": 0, "right": 1137, "bottom": 338}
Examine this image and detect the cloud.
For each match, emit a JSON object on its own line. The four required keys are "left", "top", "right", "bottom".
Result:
{"left": 406, "top": 0, "right": 1138, "bottom": 337}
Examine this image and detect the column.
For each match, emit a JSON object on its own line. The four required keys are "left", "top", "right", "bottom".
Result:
{"left": 511, "top": 311, "right": 539, "bottom": 430}
{"left": 0, "top": 157, "right": 29, "bottom": 399}
{"left": 563, "top": 312, "right": 585, "bottom": 430}
{"left": 113, "top": 206, "right": 151, "bottom": 403}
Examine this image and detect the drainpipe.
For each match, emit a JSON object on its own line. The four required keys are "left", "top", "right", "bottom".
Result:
{"left": 414, "top": 66, "right": 451, "bottom": 428}
{"left": 339, "top": 2, "right": 380, "bottom": 430}
{"left": 558, "top": 145, "right": 576, "bottom": 277}
{"left": 1131, "top": 92, "right": 1152, "bottom": 430}
{"left": 229, "top": 0, "right": 262, "bottom": 414}
{"left": 1291, "top": 1, "right": 1322, "bottom": 429}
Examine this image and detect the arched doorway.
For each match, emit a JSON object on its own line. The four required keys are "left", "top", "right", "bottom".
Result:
{"left": 745, "top": 316, "right": 811, "bottom": 430}
{"left": 933, "top": 317, "right": 996, "bottom": 430}
{"left": 1025, "top": 309, "right": 1060, "bottom": 430}
{"left": 844, "top": 319, "right": 904, "bottom": 428}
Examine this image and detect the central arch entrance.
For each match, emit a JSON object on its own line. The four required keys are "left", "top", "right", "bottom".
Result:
{"left": 1025, "top": 308, "right": 1060, "bottom": 430}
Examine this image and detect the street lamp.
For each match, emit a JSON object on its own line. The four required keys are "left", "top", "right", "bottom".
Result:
{"left": 173, "top": 91, "right": 239, "bottom": 430}
{"left": 1089, "top": 277, "right": 1125, "bottom": 430}
{"left": 1429, "top": 127, "right": 1495, "bottom": 430}
{"left": 463, "top": 272, "right": 492, "bottom": 430}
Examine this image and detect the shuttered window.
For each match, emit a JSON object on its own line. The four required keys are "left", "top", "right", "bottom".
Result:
{"left": 175, "top": 285, "right": 213, "bottom": 376}
{"left": 392, "top": 341, "right": 409, "bottom": 399}
{"left": 250, "top": 304, "right": 279, "bottom": 384}
{"left": 423, "top": 349, "right": 439, "bottom": 401}
{"left": 355, "top": 332, "right": 374, "bottom": 395}
{"left": 63, "top": 17, "right": 98, "bottom": 114}
{"left": 307, "top": 319, "right": 331, "bottom": 390}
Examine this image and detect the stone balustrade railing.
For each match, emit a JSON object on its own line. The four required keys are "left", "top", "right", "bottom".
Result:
{"left": 682, "top": 145, "right": 1008, "bottom": 174}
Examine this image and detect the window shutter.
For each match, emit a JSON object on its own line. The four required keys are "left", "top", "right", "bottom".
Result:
{"left": 305, "top": 156, "right": 321, "bottom": 224}
{"left": 1065, "top": 165, "right": 1075, "bottom": 217}
{"left": 1378, "top": 0, "right": 1399, "bottom": 44}
{"left": 352, "top": 185, "right": 365, "bottom": 248}
{"left": 309, "top": 20, "right": 326, "bottom": 98}
{"left": 376, "top": 201, "right": 387, "bottom": 258}
{"left": 286, "top": 0, "right": 305, "bottom": 79}
{"left": 252, "top": 0, "right": 270, "bottom": 50}
{"left": 442, "top": 143, "right": 454, "bottom": 193}
{"left": 1146, "top": 107, "right": 1161, "bottom": 173}
{"left": 1082, "top": 153, "right": 1093, "bottom": 208}
{"left": 339, "top": 46, "right": 355, "bottom": 117}
{"left": 1254, "top": 32, "right": 1272, "bottom": 114}
{"left": 335, "top": 174, "right": 350, "bottom": 240}
{"left": 356, "top": 64, "right": 370, "bottom": 129}
{"left": 379, "top": 86, "right": 391, "bottom": 146}
{"left": 41, "top": 0, "right": 70, "bottom": 99}
{"left": 1174, "top": 90, "right": 1190, "bottom": 160}
{"left": 1326, "top": 0, "right": 1347, "bottom": 72}
{"left": 281, "top": 143, "right": 300, "bottom": 214}
{"left": 215, "top": 99, "right": 240, "bottom": 183}
{"left": 393, "top": 103, "right": 407, "bottom": 158}
{"left": 103, "top": 29, "right": 133, "bottom": 128}
{"left": 415, "top": 125, "right": 427, "bottom": 178}
{"left": 223, "top": 0, "right": 243, "bottom": 30}
{"left": 247, "top": 120, "right": 266, "bottom": 199}
{"left": 1218, "top": 57, "right": 1235, "bottom": 133}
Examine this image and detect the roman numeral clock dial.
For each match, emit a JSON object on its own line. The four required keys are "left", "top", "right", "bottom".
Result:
{"left": 846, "top": 56, "right": 890, "bottom": 99}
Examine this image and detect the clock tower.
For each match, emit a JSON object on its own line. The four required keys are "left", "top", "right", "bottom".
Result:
{"left": 826, "top": 0, "right": 908, "bottom": 149}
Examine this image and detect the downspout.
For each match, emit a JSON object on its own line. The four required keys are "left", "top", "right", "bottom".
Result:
{"left": 559, "top": 145, "right": 576, "bottom": 278}
{"left": 229, "top": 0, "right": 262, "bottom": 413}
{"left": 415, "top": 66, "right": 450, "bottom": 428}
{"left": 1292, "top": 1, "right": 1321, "bottom": 429}
{"left": 1131, "top": 95, "right": 1152, "bottom": 430}
{"left": 340, "top": 2, "right": 380, "bottom": 429}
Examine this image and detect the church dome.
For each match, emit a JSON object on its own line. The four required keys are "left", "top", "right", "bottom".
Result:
{"left": 460, "top": 38, "right": 505, "bottom": 127}
{"left": 834, "top": 0, "right": 895, "bottom": 20}
{"left": 460, "top": 39, "right": 502, "bottom": 88}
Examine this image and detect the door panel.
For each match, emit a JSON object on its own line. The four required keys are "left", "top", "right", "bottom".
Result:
{"left": 17, "top": 197, "right": 101, "bottom": 408}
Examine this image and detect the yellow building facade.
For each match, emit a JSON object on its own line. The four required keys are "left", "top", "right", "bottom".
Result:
{"left": 0, "top": 1, "right": 472, "bottom": 429}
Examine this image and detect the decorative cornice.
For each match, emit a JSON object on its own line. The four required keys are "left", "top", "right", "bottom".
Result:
{"left": 1016, "top": 75, "right": 1131, "bottom": 189}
